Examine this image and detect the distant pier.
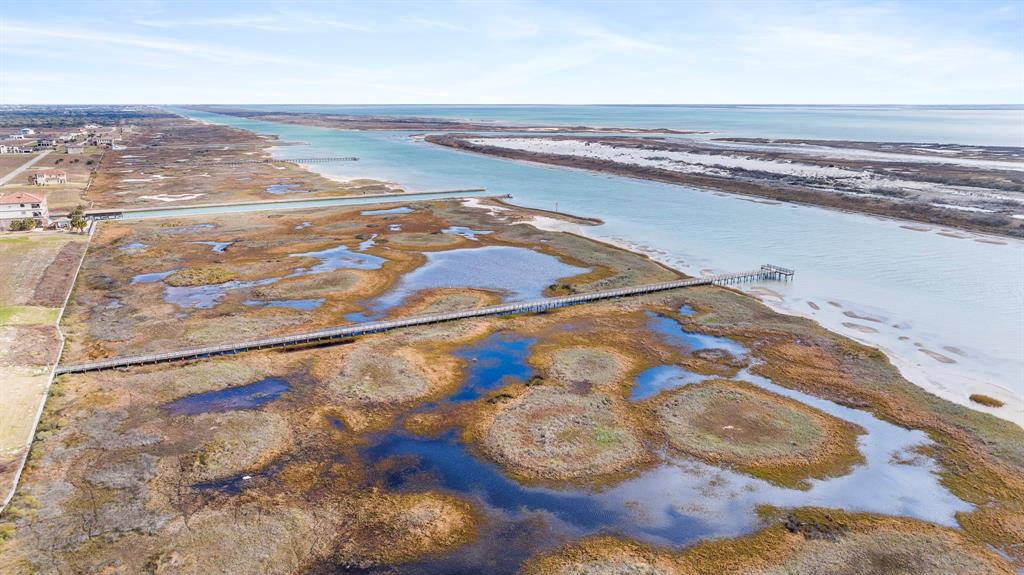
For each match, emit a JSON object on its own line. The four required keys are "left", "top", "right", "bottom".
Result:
{"left": 55, "top": 265, "right": 794, "bottom": 375}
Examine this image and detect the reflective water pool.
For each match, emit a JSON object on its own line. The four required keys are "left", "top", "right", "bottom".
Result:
{"left": 350, "top": 245, "right": 587, "bottom": 320}
{"left": 289, "top": 243, "right": 386, "bottom": 273}
{"left": 165, "top": 377, "right": 290, "bottom": 416}
{"left": 630, "top": 365, "right": 712, "bottom": 400}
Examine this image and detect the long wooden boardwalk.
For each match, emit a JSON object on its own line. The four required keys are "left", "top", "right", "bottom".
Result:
{"left": 196, "top": 156, "right": 359, "bottom": 166}
{"left": 55, "top": 264, "right": 793, "bottom": 375}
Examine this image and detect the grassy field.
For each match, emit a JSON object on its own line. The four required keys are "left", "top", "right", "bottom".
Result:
{"left": 0, "top": 306, "right": 60, "bottom": 326}
{"left": 0, "top": 153, "right": 40, "bottom": 180}
{"left": 0, "top": 231, "right": 86, "bottom": 513}
{"left": 0, "top": 148, "right": 101, "bottom": 212}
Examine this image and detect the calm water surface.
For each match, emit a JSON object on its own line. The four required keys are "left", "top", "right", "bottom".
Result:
{"left": 168, "top": 107, "right": 1024, "bottom": 420}
{"left": 208, "top": 104, "right": 1024, "bottom": 146}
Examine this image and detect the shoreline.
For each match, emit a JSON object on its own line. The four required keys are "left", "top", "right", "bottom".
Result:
{"left": 201, "top": 115, "right": 1022, "bottom": 428}
{"left": 427, "top": 135, "right": 1024, "bottom": 240}
{"left": 473, "top": 196, "right": 1022, "bottom": 427}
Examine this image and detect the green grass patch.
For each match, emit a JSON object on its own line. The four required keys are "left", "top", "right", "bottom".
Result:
{"left": 0, "top": 305, "right": 60, "bottom": 326}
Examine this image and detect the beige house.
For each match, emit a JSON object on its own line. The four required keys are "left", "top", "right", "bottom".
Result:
{"left": 29, "top": 169, "right": 67, "bottom": 186}
{"left": 0, "top": 192, "right": 48, "bottom": 227}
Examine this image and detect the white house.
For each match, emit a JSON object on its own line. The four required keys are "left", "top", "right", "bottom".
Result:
{"left": 0, "top": 145, "right": 27, "bottom": 154}
{"left": 6, "top": 134, "right": 26, "bottom": 140}
{"left": 0, "top": 192, "right": 48, "bottom": 228}
{"left": 29, "top": 169, "right": 67, "bottom": 186}
{"left": 20, "top": 128, "right": 36, "bottom": 136}
{"left": 67, "top": 143, "right": 85, "bottom": 155}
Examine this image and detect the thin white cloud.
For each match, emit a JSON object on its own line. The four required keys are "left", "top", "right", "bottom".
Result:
{"left": 402, "top": 17, "right": 470, "bottom": 32}
{"left": 0, "top": 22, "right": 310, "bottom": 67}
{"left": 568, "top": 25, "right": 669, "bottom": 53}
{"left": 135, "top": 15, "right": 296, "bottom": 32}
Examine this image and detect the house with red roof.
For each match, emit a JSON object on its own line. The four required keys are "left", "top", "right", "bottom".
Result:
{"left": 0, "top": 191, "right": 49, "bottom": 228}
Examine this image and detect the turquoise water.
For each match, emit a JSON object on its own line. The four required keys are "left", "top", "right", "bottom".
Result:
{"left": 207, "top": 104, "right": 1024, "bottom": 147}
{"left": 168, "top": 107, "right": 1024, "bottom": 418}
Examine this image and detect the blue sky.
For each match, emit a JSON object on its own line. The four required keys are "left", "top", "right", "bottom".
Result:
{"left": 1, "top": 1, "right": 1021, "bottom": 104}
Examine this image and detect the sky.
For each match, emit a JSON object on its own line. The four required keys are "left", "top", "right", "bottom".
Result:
{"left": 1, "top": 0, "right": 1022, "bottom": 105}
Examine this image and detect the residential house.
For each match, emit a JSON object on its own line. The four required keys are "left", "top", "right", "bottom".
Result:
{"left": 67, "top": 143, "right": 85, "bottom": 155}
{"left": 0, "top": 191, "right": 49, "bottom": 228}
{"left": 20, "top": 128, "right": 36, "bottom": 136}
{"left": 30, "top": 169, "right": 67, "bottom": 186}
{"left": 0, "top": 145, "right": 27, "bottom": 154}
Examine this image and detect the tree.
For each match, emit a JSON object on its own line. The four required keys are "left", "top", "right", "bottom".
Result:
{"left": 69, "top": 204, "right": 86, "bottom": 218}
{"left": 70, "top": 216, "right": 87, "bottom": 233}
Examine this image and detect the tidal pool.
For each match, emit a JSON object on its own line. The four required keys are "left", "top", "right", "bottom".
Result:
{"left": 450, "top": 332, "right": 536, "bottom": 403}
{"left": 164, "top": 377, "right": 290, "bottom": 416}
{"left": 131, "top": 269, "right": 177, "bottom": 284}
{"left": 164, "top": 278, "right": 277, "bottom": 308}
{"left": 289, "top": 243, "right": 386, "bottom": 273}
{"left": 358, "top": 234, "right": 378, "bottom": 251}
{"left": 442, "top": 226, "right": 493, "bottom": 241}
{"left": 266, "top": 183, "right": 307, "bottom": 194}
{"left": 630, "top": 365, "right": 711, "bottom": 400}
{"left": 648, "top": 312, "right": 747, "bottom": 356}
{"left": 349, "top": 245, "right": 587, "bottom": 320}
{"left": 191, "top": 240, "right": 233, "bottom": 253}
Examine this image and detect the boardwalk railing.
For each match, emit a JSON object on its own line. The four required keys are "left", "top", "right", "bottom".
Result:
{"left": 196, "top": 156, "right": 358, "bottom": 166}
{"left": 55, "top": 264, "right": 793, "bottom": 375}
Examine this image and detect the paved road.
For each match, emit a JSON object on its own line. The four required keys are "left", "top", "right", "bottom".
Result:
{"left": 0, "top": 150, "right": 52, "bottom": 186}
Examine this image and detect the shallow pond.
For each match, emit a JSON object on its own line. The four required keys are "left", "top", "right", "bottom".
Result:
{"left": 648, "top": 312, "right": 747, "bottom": 356}
{"left": 191, "top": 240, "right": 233, "bottom": 253}
{"left": 165, "top": 377, "right": 289, "bottom": 416}
{"left": 266, "top": 183, "right": 307, "bottom": 195}
{"left": 450, "top": 332, "right": 536, "bottom": 403}
{"left": 349, "top": 245, "right": 587, "bottom": 320}
{"left": 442, "top": 226, "right": 493, "bottom": 241}
{"left": 358, "top": 234, "right": 378, "bottom": 251}
{"left": 164, "top": 278, "right": 277, "bottom": 309}
{"left": 630, "top": 365, "right": 711, "bottom": 400}
{"left": 131, "top": 269, "right": 177, "bottom": 284}
{"left": 289, "top": 243, "right": 386, "bottom": 273}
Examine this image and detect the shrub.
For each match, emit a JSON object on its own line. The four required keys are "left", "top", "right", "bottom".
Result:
{"left": 8, "top": 218, "right": 36, "bottom": 231}
{"left": 969, "top": 394, "right": 1005, "bottom": 408}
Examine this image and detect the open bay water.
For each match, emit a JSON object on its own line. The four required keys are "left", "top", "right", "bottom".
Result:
{"left": 168, "top": 106, "right": 1024, "bottom": 423}
{"left": 201, "top": 104, "right": 1024, "bottom": 147}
